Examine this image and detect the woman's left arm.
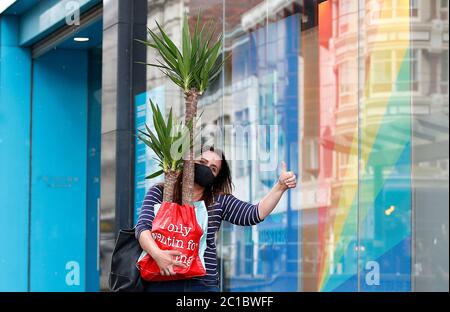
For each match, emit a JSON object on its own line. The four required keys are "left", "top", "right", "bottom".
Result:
{"left": 257, "top": 161, "right": 297, "bottom": 220}
{"left": 221, "top": 161, "right": 296, "bottom": 226}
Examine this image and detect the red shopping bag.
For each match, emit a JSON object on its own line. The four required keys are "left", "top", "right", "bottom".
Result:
{"left": 137, "top": 201, "right": 206, "bottom": 281}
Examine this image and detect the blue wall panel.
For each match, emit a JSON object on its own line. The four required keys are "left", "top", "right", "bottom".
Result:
{"left": 31, "top": 48, "right": 88, "bottom": 291}
{"left": 0, "top": 15, "right": 31, "bottom": 292}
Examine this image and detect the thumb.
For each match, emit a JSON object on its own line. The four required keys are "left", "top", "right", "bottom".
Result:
{"left": 280, "top": 161, "right": 287, "bottom": 173}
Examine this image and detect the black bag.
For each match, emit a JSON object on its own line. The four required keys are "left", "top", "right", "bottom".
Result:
{"left": 108, "top": 228, "right": 144, "bottom": 292}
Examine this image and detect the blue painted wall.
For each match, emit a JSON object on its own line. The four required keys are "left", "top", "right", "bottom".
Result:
{"left": 0, "top": 15, "right": 32, "bottom": 292}
{"left": 30, "top": 48, "right": 88, "bottom": 291}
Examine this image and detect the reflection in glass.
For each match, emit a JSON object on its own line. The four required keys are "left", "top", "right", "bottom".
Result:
{"left": 141, "top": 0, "right": 449, "bottom": 292}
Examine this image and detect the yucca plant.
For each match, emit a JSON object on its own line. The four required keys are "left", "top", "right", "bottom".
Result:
{"left": 137, "top": 13, "right": 225, "bottom": 205}
{"left": 137, "top": 99, "right": 191, "bottom": 203}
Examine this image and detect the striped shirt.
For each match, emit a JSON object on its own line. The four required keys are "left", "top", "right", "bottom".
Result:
{"left": 135, "top": 184, "right": 264, "bottom": 287}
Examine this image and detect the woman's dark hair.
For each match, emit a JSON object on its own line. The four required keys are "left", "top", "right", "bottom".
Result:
{"left": 156, "top": 145, "right": 233, "bottom": 207}
{"left": 202, "top": 145, "right": 233, "bottom": 206}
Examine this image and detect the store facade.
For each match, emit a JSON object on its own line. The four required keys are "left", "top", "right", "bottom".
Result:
{"left": 0, "top": 0, "right": 448, "bottom": 292}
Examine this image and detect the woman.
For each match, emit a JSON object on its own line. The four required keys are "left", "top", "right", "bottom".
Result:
{"left": 135, "top": 146, "right": 297, "bottom": 292}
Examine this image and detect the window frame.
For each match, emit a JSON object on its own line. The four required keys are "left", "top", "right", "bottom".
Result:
{"left": 368, "top": 0, "right": 421, "bottom": 24}
{"left": 369, "top": 48, "right": 421, "bottom": 97}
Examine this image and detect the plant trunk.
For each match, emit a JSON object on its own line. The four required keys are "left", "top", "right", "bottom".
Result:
{"left": 163, "top": 170, "right": 180, "bottom": 203}
{"left": 181, "top": 89, "right": 200, "bottom": 205}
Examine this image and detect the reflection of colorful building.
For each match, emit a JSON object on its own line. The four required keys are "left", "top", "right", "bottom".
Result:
{"left": 211, "top": 0, "right": 448, "bottom": 292}
{"left": 314, "top": 0, "right": 448, "bottom": 292}
{"left": 1, "top": 0, "right": 447, "bottom": 292}
{"left": 223, "top": 13, "right": 300, "bottom": 291}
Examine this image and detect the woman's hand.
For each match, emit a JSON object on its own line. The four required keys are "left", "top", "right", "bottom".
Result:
{"left": 152, "top": 249, "right": 187, "bottom": 276}
{"left": 257, "top": 161, "right": 297, "bottom": 220}
{"left": 138, "top": 230, "right": 187, "bottom": 276}
{"left": 277, "top": 161, "right": 297, "bottom": 191}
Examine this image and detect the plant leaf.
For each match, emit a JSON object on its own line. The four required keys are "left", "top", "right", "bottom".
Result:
{"left": 145, "top": 170, "right": 164, "bottom": 180}
{"left": 155, "top": 21, "right": 181, "bottom": 59}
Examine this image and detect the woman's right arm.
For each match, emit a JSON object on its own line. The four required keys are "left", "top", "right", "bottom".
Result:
{"left": 138, "top": 230, "right": 185, "bottom": 276}
{"left": 138, "top": 230, "right": 162, "bottom": 257}
{"left": 135, "top": 185, "right": 163, "bottom": 241}
{"left": 135, "top": 185, "right": 186, "bottom": 275}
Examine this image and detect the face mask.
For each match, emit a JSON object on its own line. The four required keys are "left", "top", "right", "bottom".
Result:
{"left": 194, "top": 163, "right": 215, "bottom": 189}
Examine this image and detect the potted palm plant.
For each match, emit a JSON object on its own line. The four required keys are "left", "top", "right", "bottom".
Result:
{"left": 138, "top": 12, "right": 225, "bottom": 204}
{"left": 137, "top": 99, "right": 191, "bottom": 203}
{"left": 134, "top": 13, "right": 225, "bottom": 281}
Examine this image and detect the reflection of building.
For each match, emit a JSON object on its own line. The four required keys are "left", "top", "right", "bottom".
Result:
{"left": 133, "top": 0, "right": 450, "bottom": 293}
{"left": 146, "top": 0, "right": 185, "bottom": 119}
{"left": 222, "top": 8, "right": 302, "bottom": 291}
{"left": 313, "top": 0, "right": 449, "bottom": 291}
{"left": 192, "top": 0, "right": 449, "bottom": 292}
{"left": 0, "top": 0, "right": 448, "bottom": 292}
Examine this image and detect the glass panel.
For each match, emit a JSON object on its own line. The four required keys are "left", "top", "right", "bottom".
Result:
{"left": 411, "top": 0, "right": 449, "bottom": 292}
{"left": 221, "top": 0, "right": 301, "bottom": 292}
{"left": 371, "top": 50, "right": 394, "bottom": 93}
{"left": 139, "top": 0, "right": 449, "bottom": 292}
{"left": 358, "top": 0, "right": 413, "bottom": 291}
{"left": 316, "top": 0, "right": 359, "bottom": 292}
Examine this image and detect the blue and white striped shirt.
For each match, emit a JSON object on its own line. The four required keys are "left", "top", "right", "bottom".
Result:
{"left": 135, "top": 184, "right": 264, "bottom": 287}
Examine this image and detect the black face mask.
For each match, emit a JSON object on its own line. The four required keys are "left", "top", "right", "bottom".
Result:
{"left": 194, "top": 163, "right": 215, "bottom": 189}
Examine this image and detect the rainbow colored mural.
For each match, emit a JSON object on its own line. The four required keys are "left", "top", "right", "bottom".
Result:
{"left": 317, "top": 0, "right": 412, "bottom": 292}
{"left": 221, "top": 0, "right": 415, "bottom": 292}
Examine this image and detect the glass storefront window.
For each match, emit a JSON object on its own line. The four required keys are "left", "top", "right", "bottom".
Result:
{"left": 138, "top": 0, "right": 449, "bottom": 292}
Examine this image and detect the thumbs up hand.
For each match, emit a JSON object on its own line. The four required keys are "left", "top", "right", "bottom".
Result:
{"left": 277, "top": 161, "right": 297, "bottom": 191}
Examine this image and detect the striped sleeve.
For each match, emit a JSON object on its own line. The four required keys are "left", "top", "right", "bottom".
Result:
{"left": 135, "top": 185, "right": 163, "bottom": 240}
{"left": 221, "top": 194, "right": 263, "bottom": 226}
